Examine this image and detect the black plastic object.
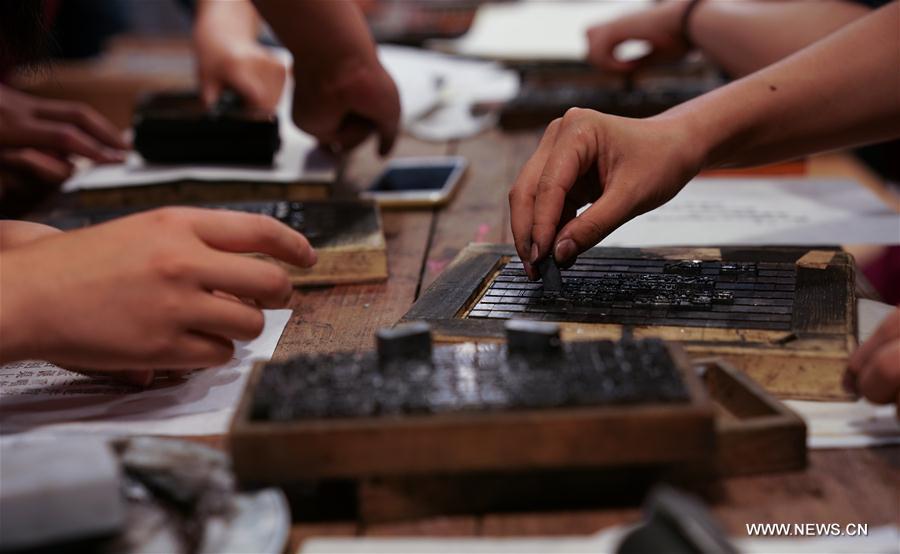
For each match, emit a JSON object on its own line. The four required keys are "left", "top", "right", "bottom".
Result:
{"left": 133, "top": 90, "right": 280, "bottom": 166}
{"left": 617, "top": 486, "right": 737, "bottom": 554}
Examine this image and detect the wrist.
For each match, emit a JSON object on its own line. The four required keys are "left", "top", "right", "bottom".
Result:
{"left": 194, "top": 0, "right": 260, "bottom": 45}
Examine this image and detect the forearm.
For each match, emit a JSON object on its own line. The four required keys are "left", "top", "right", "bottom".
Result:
{"left": 691, "top": 0, "right": 871, "bottom": 77}
{"left": 252, "top": 0, "right": 377, "bottom": 77}
{"left": 0, "top": 253, "right": 41, "bottom": 363}
{"left": 0, "top": 220, "right": 61, "bottom": 251}
{"left": 672, "top": 2, "right": 900, "bottom": 169}
{"left": 195, "top": 0, "right": 261, "bottom": 44}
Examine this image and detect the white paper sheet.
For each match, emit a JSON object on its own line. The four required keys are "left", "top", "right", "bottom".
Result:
{"left": 62, "top": 48, "right": 336, "bottom": 191}
{"left": 379, "top": 45, "right": 520, "bottom": 141}
{"left": 601, "top": 178, "right": 900, "bottom": 246}
{"left": 433, "top": 0, "right": 653, "bottom": 62}
{"left": 301, "top": 525, "right": 900, "bottom": 554}
{"left": 0, "top": 310, "right": 291, "bottom": 437}
{"left": 786, "top": 399, "right": 900, "bottom": 450}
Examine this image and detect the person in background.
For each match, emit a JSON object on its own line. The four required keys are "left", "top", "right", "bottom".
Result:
{"left": 585, "top": 0, "right": 900, "bottom": 305}
{"left": 508, "top": 3, "right": 900, "bottom": 413}
{"left": 585, "top": 0, "right": 879, "bottom": 77}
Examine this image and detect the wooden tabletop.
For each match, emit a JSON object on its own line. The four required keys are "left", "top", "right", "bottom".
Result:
{"left": 278, "top": 129, "right": 900, "bottom": 551}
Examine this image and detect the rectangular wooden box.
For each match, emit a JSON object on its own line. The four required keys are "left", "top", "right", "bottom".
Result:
{"left": 229, "top": 350, "right": 805, "bottom": 522}
{"left": 230, "top": 343, "right": 715, "bottom": 484}
{"left": 400, "top": 244, "right": 857, "bottom": 400}
{"left": 699, "top": 359, "right": 807, "bottom": 476}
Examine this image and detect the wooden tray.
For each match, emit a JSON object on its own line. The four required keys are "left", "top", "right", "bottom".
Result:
{"left": 353, "top": 359, "right": 807, "bottom": 522}
{"left": 699, "top": 359, "right": 807, "bottom": 476}
{"left": 400, "top": 244, "right": 857, "bottom": 400}
{"left": 228, "top": 349, "right": 805, "bottom": 523}
{"left": 230, "top": 342, "right": 715, "bottom": 484}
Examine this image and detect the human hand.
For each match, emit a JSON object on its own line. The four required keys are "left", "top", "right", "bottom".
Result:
{"left": 0, "top": 84, "right": 127, "bottom": 182}
{"left": 0, "top": 208, "right": 316, "bottom": 383}
{"left": 846, "top": 307, "right": 900, "bottom": 417}
{"left": 292, "top": 51, "right": 400, "bottom": 155}
{"left": 193, "top": 0, "right": 287, "bottom": 112}
{"left": 586, "top": 1, "right": 691, "bottom": 73}
{"left": 508, "top": 108, "right": 703, "bottom": 279}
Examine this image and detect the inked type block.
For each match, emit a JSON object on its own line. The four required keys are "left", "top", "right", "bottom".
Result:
{"left": 134, "top": 91, "right": 280, "bottom": 166}
{"left": 230, "top": 321, "right": 714, "bottom": 481}
{"left": 250, "top": 321, "right": 689, "bottom": 422}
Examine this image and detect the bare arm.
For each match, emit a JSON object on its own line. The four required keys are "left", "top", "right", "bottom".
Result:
{"left": 512, "top": 2, "right": 900, "bottom": 273}
{"left": 587, "top": 0, "right": 872, "bottom": 77}
{"left": 194, "top": 0, "right": 287, "bottom": 112}
{"left": 693, "top": 0, "right": 872, "bottom": 76}
{"left": 684, "top": 0, "right": 900, "bottom": 167}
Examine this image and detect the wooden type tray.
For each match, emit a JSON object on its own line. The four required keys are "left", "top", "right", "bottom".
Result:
{"left": 230, "top": 341, "right": 715, "bottom": 484}
{"left": 400, "top": 244, "right": 857, "bottom": 399}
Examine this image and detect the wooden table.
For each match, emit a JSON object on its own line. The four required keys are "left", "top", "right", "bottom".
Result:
{"left": 275, "top": 129, "right": 899, "bottom": 551}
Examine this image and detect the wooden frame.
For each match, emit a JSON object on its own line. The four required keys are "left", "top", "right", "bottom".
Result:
{"left": 400, "top": 244, "right": 857, "bottom": 400}
{"left": 698, "top": 358, "right": 807, "bottom": 476}
{"left": 353, "top": 358, "right": 806, "bottom": 522}
{"left": 230, "top": 343, "right": 715, "bottom": 484}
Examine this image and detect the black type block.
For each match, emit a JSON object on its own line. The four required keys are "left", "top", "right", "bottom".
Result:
{"left": 537, "top": 257, "right": 562, "bottom": 294}
{"left": 505, "top": 320, "right": 561, "bottom": 355}
{"left": 376, "top": 322, "right": 433, "bottom": 365}
{"left": 133, "top": 91, "right": 280, "bottom": 165}
{"left": 250, "top": 334, "right": 689, "bottom": 422}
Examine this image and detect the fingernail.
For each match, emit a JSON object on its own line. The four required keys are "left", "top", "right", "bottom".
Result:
{"left": 530, "top": 242, "right": 540, "bottom": 264}
{"left": 555, "top": 238, "right": 576, "bottom": 264}
{"left": 308, "top": 248, "right": 318, "bottom": 266}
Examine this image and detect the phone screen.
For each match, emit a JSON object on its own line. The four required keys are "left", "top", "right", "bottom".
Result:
{"left": 369, "top": 165, "right": 457, "bottom": 192}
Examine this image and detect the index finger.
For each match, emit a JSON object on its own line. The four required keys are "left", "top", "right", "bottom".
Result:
{"left": 187, "top": 209, "right": 317, "bottom": 268}
{"left": 531, "top": 111, "right": 599, "bottom": 262}
{"left": 509, "top": 119, "right": 562, "bottom": 277}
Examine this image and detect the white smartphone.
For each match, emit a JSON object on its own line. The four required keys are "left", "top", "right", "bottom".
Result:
{"left": 361, "top": 156, "right": 468, "bottom": 208}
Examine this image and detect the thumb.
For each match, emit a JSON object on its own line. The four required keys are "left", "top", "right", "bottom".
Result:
{"left": 553, "top": 191, "right": 632, "bottom": 266}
